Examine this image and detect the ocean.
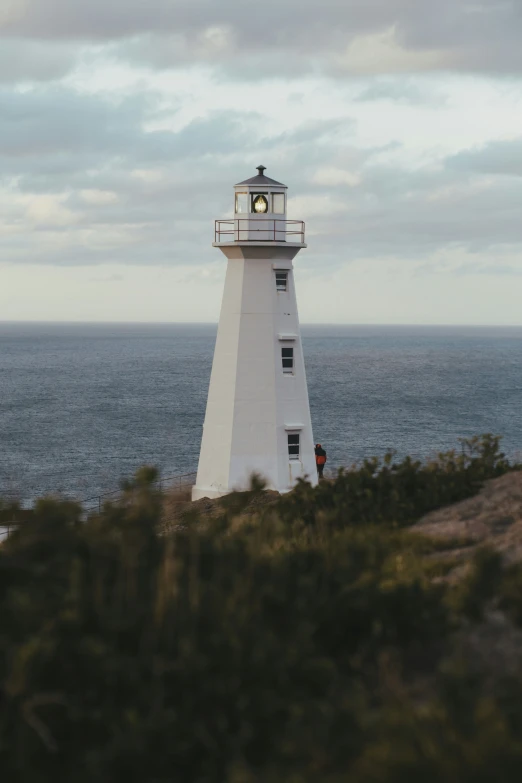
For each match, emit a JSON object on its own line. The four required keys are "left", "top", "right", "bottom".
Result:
{"left": 1, "top": 322, "right": 521, "bottom": 504}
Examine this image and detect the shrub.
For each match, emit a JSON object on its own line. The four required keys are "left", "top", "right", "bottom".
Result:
{"left": 276, "top": 434, "right": 515, "bottom": 529}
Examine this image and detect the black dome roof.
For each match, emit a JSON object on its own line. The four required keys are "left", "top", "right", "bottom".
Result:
{"left": 235, "top": 165, "right": 287, "bottom": 188}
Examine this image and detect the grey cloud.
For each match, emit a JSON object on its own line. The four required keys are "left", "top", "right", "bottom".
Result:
{"left": 0, "top": 86, "right": 259, "bottom": 177}
{"left": 289, "top": 155, "right": 522, "bottom": 262}
{"left": 0, "top": 85, "right": 354, "bottom": 195}
{"left": 454, "top": 262, "right": 522, "bottom": 276}
{"left": 2, "top": 83, "right": 522, "bottom": 271}
{"left": 0, "top": 89, "right": 148, "bottom": 158}
{"left": 0, "top": 0, "right": 406, "bottom": 42}
{"left": 2, "top": 0, "right": 522, "bottom": 77}
{"left": 87, "top": 273, "right": 124, "bottom": 282}
{"left": 264, "top": 118, "right": 357, "bottom": 149}
{"left": 0, "top": 85, "right": 362, "bottom": 265}
{"left": 6, "top": 154, "right": 522, "bottom": 269}
{"left": 446, "top": 138, "right": 522, "bottom": 177}
{"left": 110, "top": 36, "right": 325, "bottom": 83}
{"left": 354, "top": 78, "right": 446, "bottom": 106}
{"left": 0, "top": 39, "right": 78, "bottom": 83}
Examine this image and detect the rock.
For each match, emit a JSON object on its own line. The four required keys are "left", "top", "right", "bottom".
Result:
{"left": 161, "top": 488, "right": 280, "bottom": 533}
{"left": 414, "top": 471, "right": 522, "bottom": 564}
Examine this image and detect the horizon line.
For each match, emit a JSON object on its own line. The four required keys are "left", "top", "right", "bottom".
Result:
{"left": 1, "top": 320, "right": 522, "bottom": 329}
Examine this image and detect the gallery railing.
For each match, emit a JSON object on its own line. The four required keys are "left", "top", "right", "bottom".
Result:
{"left": 215, "top": 219, "right": 305, "bottom": 243}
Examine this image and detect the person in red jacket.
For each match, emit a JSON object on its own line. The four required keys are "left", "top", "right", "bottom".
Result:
{"left": 314, "top": 443, "right": 327, "bottom": 479}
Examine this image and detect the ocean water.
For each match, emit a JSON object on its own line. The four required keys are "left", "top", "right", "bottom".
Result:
{"left": 0, "top": 322, "right": 521, "bottom": 503}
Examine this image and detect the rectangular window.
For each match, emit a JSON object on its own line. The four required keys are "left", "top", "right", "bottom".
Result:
{"left": 288, "top": 433, "right": 300, "bottom": 460}
{"left": 282, "top": 345, "right": 294, "bottom": 373}
{"left": 272, "top": 193, "right": 285, "bottom": 214}
{"left": 275, "top": 271, "right": 288, "bottom": 292}
{"left": 235, "top": 193, "right": 248, "bottom": 214}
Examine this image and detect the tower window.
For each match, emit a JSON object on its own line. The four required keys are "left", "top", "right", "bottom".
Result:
{"left": 235, "top": 192, "right": 248, "bottom": 214}
{"left": 272, "top": 193, "right": 285, "bottom": 214}
{"left": 275, "top": 271, "right": 288, "bottom": 292}
{"left": 282, "top": 345, "right": 294, "bottom": 373}
{"left": 288, "top": 433, "right": 300, "bottom": 460}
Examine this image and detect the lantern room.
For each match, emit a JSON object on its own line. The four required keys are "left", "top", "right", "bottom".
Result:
{"left": 234, "top": 165, "right": 287, "bottom": 217}
{"left": 214, "top": 166, "right": 305, "bottom": 244}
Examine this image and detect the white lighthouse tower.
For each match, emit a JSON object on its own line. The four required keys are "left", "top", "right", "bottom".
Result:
{"left": 192, "top": 166, "right": 317, "bottom": 501}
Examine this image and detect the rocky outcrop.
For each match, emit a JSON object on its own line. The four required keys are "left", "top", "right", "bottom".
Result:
{"left": 414, "top": 471, "right": 522, "bottom": 564}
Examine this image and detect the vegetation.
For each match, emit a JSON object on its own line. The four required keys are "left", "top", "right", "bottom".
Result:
{"left": 0, "top": 499, "right": 34, "bottom": 525}
{"left": 1, "top": 435, "right": 521, "bottom": 782}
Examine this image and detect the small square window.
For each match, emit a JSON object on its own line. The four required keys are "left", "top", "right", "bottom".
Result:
{"left": 288, "top": 432, "right": 300, "bottom": 460}
{"left": 282, "top": 345, "right": 294, "bottom": 373}
{"left": 235, "top": 193, "right": 248, "bottom": 214}
{"left": 275, "top": 271, "right": 288, "bottom": 292}
{"left": 272, "top": 193, "right": 285, "bottom": 214}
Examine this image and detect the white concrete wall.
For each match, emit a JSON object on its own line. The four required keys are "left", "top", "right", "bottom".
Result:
{"left": 235, "top": 215, "right": 287, "bottom": 242}
{"left": 193, "top": 243, "right": 317, "bottom": 500}
{"left": 192, "top": 259, "right": 243, "bottom": 494}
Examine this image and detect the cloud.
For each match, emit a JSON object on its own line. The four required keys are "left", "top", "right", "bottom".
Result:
{"left": 0, "top": 86, "right": 260, "bottom": 186}
{"left": 0, "top": 38, "right": 78, "bottom": 83}
{"left": 0, "top": 84, "right": 357, "bottom": 190}
{"left": 79, "top": 189, "right": 119, "bottom": 205}
{"left": 455, "top": 260, "right": 522, "bottom": 276}
{"left": 354, "top": 77, "right": 446, "bottom": 106}
{"left": 1, "top": 77, "right": 522, "bottom": 275}
{"left": 1, "top": 0, "right": 522, "bottom": 78}
{"left": 332, "top": 26, "right": 445, "bottom": 76}
{"left": 446, "top": 138, "right": 522, "bottom": 177}
{"left": 0, "top": 85, "right": 362, "bottom": 265}
{"left": 311, "top": 168, "right": 362, "bottom": 187}
{"left": 24, "top": 193, "right": 80, "bottom": 227}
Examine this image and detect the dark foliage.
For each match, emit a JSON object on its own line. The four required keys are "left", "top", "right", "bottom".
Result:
{"left": 0, "top": 435, "right": 520, "bottom": 782}
{"left": 276, "top": 434, "right": 512, "bottom": 529}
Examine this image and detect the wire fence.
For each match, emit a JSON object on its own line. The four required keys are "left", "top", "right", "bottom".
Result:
{"left": 0, "top": 524, "right": 16, "bottom": 543}
{"left": 1, "top": 470, "right": 198, "bottom": 537}
{"left": 81, "top": 471, "right": 198, "bottom": 513}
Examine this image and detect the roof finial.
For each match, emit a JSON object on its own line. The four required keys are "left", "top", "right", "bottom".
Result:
{"left": 257, "top": 165, "right": 266, "bottom": 176}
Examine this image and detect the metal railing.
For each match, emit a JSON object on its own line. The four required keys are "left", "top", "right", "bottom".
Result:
{"left": 215, "top": 219, "right": 305, "bottom": 243}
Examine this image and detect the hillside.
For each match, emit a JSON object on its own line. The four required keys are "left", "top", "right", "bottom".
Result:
{"left": 414, "top": 470, "right": 522, "bottom": 576}
{"left": 2, "top": 435, "right": 522, "bottom": 782}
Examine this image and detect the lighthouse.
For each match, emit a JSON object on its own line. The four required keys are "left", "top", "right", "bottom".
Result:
{"left": 192, "top": 166, "right": 317, "bottom": 501}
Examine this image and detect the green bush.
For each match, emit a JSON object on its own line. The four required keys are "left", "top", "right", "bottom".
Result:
{"left": 276, "top": 434, "right": 514, "bottom": 529}
{"left": 0, "top": 435, "right": 520, "bottom": 782}
{"left": 451, "top": 547, "right": 504, "bottom": 621}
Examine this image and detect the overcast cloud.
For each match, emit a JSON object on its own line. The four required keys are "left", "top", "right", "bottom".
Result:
{"left": 1, "top": 0, "right": 521, "bottom": 323}
{"left": 3, "top": 1, "right": 522, "bottom": 75}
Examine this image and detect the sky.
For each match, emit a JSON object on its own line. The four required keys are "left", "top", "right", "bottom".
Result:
{"left": 1, "top": 0, "right": 522, "bottom": 324}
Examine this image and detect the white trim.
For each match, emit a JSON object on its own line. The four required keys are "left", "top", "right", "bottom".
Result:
{"left": 278, "top": 333, "right": 297, "bottom": 341}
{"left": 284, "top": 424, "right": 304, "bottom": 430}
